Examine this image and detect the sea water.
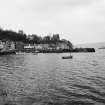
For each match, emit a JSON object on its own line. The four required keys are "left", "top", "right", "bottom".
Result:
{"left": 0, "top": 50, "right": 105, "bottom": 105}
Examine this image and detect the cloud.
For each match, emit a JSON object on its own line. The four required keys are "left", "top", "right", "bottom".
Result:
{"left": 0, "top": 0, "right": 105, "bottom": 44}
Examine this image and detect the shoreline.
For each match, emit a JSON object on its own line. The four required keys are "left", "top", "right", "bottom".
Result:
{"left": 0, "top": 48, "right": 95, "bottom": 55}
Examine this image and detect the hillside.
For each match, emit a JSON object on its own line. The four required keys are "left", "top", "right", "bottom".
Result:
{"left": 75, "top": 42, "right": 105, "bottom": 49}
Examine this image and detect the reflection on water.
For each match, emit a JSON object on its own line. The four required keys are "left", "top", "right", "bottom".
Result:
{"left": 0, "top": 50, "right": 105, "bottom": 105}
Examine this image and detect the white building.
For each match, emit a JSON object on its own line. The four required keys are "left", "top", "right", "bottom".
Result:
{"left": 56, "top": 43, "right": 70, "bottom": 50}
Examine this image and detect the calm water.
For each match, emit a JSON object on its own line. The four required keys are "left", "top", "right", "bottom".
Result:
{"left": 0, "top": 50, "right": 105, "bottom": 105}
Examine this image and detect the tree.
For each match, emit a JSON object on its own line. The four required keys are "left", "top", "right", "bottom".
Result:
{"left": 43, "top": 35, "right": 51, "bottom": 44}
{"left": 51, "top": 34, "right": 60, "bottom": 44}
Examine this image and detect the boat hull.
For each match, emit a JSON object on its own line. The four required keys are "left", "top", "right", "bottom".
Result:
{"left": 62, "top": 56, "right": 73, "bottom": 59}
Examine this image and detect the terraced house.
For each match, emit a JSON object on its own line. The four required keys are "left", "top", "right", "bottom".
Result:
{"left": 0, "top": 40, "right": 15, "bottom": 53}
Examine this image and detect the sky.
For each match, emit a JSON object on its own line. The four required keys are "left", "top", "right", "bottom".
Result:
{"left": 0, "top": 0, "right": 105, "bottom": 44}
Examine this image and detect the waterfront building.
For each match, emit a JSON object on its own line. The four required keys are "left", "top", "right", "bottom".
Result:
{"left": 56, "top": 43, "right": 70, "bottom": 50}
{"left": 0, "top": 40, "right": 15, "bottom": 52}
{"left": 15, "top": 41, "right": 24, "bottom": 51}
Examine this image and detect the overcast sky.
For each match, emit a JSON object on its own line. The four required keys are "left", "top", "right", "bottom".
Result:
{"left": 0, "top": 0, "right": 105, "bottom": 44}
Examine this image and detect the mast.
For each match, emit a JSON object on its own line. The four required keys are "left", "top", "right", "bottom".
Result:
{"left": 67, "top": 42, "right": 71, "bottom": 56}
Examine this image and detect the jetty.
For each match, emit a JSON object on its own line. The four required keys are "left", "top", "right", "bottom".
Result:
{"left": 0, "top": 50, "right": 16, "bottom": 55}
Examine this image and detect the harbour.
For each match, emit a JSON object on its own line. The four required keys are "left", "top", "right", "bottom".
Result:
{"left": 0, "top": 0, "right": 105, "bottom": 105}
{"left": 0, "top": 50, "right": 105, "bottom": 105}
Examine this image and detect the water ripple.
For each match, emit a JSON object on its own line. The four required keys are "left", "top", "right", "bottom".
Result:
{"left": 0, "top": 51, "right": 105, "bottom": 105}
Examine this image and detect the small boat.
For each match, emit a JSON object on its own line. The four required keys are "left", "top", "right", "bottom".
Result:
{"left": 62, "top": 55, "right": 73, "bottom": 59}
{"left": 62, "top": 45, "right": 73, "bottom": 59}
